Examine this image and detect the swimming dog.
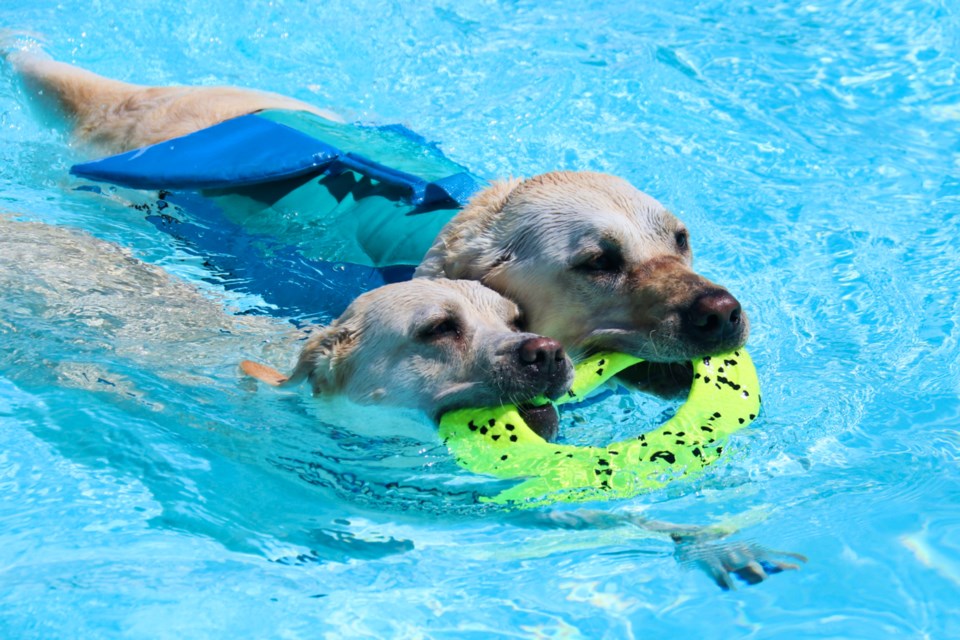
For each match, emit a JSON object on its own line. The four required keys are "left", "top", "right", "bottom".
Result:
{"left": 241, "top": 278, "right": 574, "bottom": 439}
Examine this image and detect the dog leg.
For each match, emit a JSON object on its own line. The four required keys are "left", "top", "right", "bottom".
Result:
{"left": 512, "top": 508, "right": 806, "bottom": 590}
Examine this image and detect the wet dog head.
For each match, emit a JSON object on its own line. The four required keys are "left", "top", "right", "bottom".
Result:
{"left": 243, "top": 279, "right": 573, "bottom": 435}
{"left": 415, "top": 171, "right": 748, "bottom": 362}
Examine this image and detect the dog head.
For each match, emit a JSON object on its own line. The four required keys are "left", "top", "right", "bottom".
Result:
{"left": 415, "top": 171, "right": 748, "bottom": 362}
{"left": 243, "top": 279, "right": 574, "bottom": 434}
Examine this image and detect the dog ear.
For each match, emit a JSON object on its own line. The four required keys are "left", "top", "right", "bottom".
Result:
{"left": 240, "top": 324, "right": 356, "bottom": 395}
{"left": 288, "top": 324, "right": 357, "bottom": 395}
{"left": 415, "top": 178, "right": 523, "bottom": 280}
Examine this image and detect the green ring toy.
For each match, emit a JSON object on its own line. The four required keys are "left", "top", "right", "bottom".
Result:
{"left": 438, "top": 349, "right": 760, "bottom": 508}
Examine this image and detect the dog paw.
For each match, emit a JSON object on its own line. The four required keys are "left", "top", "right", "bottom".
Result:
{"left": 671, "top": 532, "right": 807, "bottom": 590}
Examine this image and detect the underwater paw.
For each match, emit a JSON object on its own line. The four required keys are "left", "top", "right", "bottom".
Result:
{"left": 673, "top": 537, "right": 807, "bottom": 591}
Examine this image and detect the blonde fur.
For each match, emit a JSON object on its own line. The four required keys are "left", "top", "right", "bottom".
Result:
{"left": 241, "top": 279, "right": 573, "bottom": 418}
{"left": 416, "top": 171, "right": 749, "bottom": 361}
{"left": 8, "top": 49, "right": 747, "bottom": 365}
{"left": 7, "top": 49, "right": 341, "bottom": 153}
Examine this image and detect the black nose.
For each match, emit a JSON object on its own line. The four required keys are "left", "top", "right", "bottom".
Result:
{"left": 686, "top": 290, "right": 743, "bottom": 341}
{"left": 518, "top": 336, "right": 566, "bottom": 375}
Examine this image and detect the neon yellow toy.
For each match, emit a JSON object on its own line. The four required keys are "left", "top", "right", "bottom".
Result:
{"left": 438, "top": 349, "right": 760, "bottom": 508}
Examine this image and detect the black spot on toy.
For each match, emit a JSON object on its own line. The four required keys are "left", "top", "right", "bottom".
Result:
{"left": 650, "top": 451, "right": 677, "bottom": 464}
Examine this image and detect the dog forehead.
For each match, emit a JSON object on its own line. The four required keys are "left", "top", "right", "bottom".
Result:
{"left": 509, "top": 199, "right": 680, "bottom": 265}
{"left": 509, "top": 173, "right": 678, "bottom": 238}
{"left": 437, "top": 278, "right": 519, "bottom": 320}
{"left": 355, "top": 279, "right": 514, "bottom": 332}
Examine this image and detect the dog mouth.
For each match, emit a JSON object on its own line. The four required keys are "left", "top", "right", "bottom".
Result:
{"left": 582, "top": 324, "right": 747, "bottom": 364}
{"left": 616, "top": 360, "right": 694, "bottom": 398}
{"left": 434, "top": 399, "right": 561, "bottom": 442}
{"left": 517, "top": 402, "right": 560, "bottom": 442}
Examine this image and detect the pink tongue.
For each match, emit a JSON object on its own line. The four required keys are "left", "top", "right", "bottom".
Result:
{"left": 518, "top": 403, "right": 559, "bottom": 442}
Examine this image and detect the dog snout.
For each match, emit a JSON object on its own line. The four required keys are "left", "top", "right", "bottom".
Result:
{"left": 518, "top": 336, "right": 566, "bottom": 374}
{"left": 514, "top": 335, "right": 574, "bottom": 400}
{"left": 685, "top": 290, "right": 743, "bottom": 342}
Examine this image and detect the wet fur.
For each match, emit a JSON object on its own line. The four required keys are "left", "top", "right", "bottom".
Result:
{"left": 8, "top": 49, "right": 748, "bottom": 367}
{"left": 416, "top": 172, "right": 749, "bottom": 362}
{"left": 242, "top": 279, "right": 574, "bottom": 419}
{"left": 5, "top": 49, "right": 341, "bottom": 153}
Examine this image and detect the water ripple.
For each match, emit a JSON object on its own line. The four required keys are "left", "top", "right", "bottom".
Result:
{"left": 2, "top": 0, "right": 960, "bottom": 636}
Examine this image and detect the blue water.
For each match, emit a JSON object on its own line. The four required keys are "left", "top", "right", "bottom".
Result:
{"left": 2, "top": 1, "right": 959, "bottom": 637}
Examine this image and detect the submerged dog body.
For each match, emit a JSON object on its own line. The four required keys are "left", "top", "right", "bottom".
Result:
{"left": 8, "top": 49, "right": 748, "bottom": 371}
{"left": 242, "top": 278, "right": 574, "bottom": 437}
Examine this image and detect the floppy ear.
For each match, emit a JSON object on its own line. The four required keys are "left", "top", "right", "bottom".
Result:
{"left": 240, "top": 324, "right": 357, "bottom": 395}
{"left": 415, "top": 178, "right": 522, "bottom": 280}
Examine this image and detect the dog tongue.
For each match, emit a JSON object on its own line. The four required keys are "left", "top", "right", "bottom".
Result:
{"left": 518, "top": 403, "right": 560, "bottom": 442}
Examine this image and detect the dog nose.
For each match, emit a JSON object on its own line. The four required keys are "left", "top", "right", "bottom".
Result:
{"left": 518, "top": 336, "right": 566, "bottom": 375}
{"left": 687, "top": 290, "right": 743, "bottom": 340}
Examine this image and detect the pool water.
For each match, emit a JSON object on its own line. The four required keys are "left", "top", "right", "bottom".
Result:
{"left": 2, "top": 1, "right": 959, "bottom": 637}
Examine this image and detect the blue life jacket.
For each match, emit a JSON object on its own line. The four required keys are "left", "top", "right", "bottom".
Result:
{"left": 70, "top": 110, "right": 484, "bottom": 321}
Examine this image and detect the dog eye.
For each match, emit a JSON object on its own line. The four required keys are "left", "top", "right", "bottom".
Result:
{"left": 418, "top": 318, "right": 462, "bottom": 340}
{"left": 575, "top": 250, "right": 623, "bottom": 273}
{"left": 510, "top": 313, "right": 527, "bottom": 332}
{"left": 675, "top": 230, "right": 689, "bottom": 251}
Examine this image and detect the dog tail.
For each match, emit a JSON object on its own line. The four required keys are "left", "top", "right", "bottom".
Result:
{"left": 0, "top": 30, "right": 48, "bottom": 62}
{"left": 240, "top": 359, "right": 314, "bottom": 388}
{"left": 240, "top": 360, "right": 290, "bottom": 387}
{"left": 3, "top": 37, "right": 138, "bottom": 125}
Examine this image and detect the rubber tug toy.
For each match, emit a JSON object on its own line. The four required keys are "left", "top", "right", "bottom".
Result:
{"left": 438, "top": 349, "right": 760, "bottom": 508}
